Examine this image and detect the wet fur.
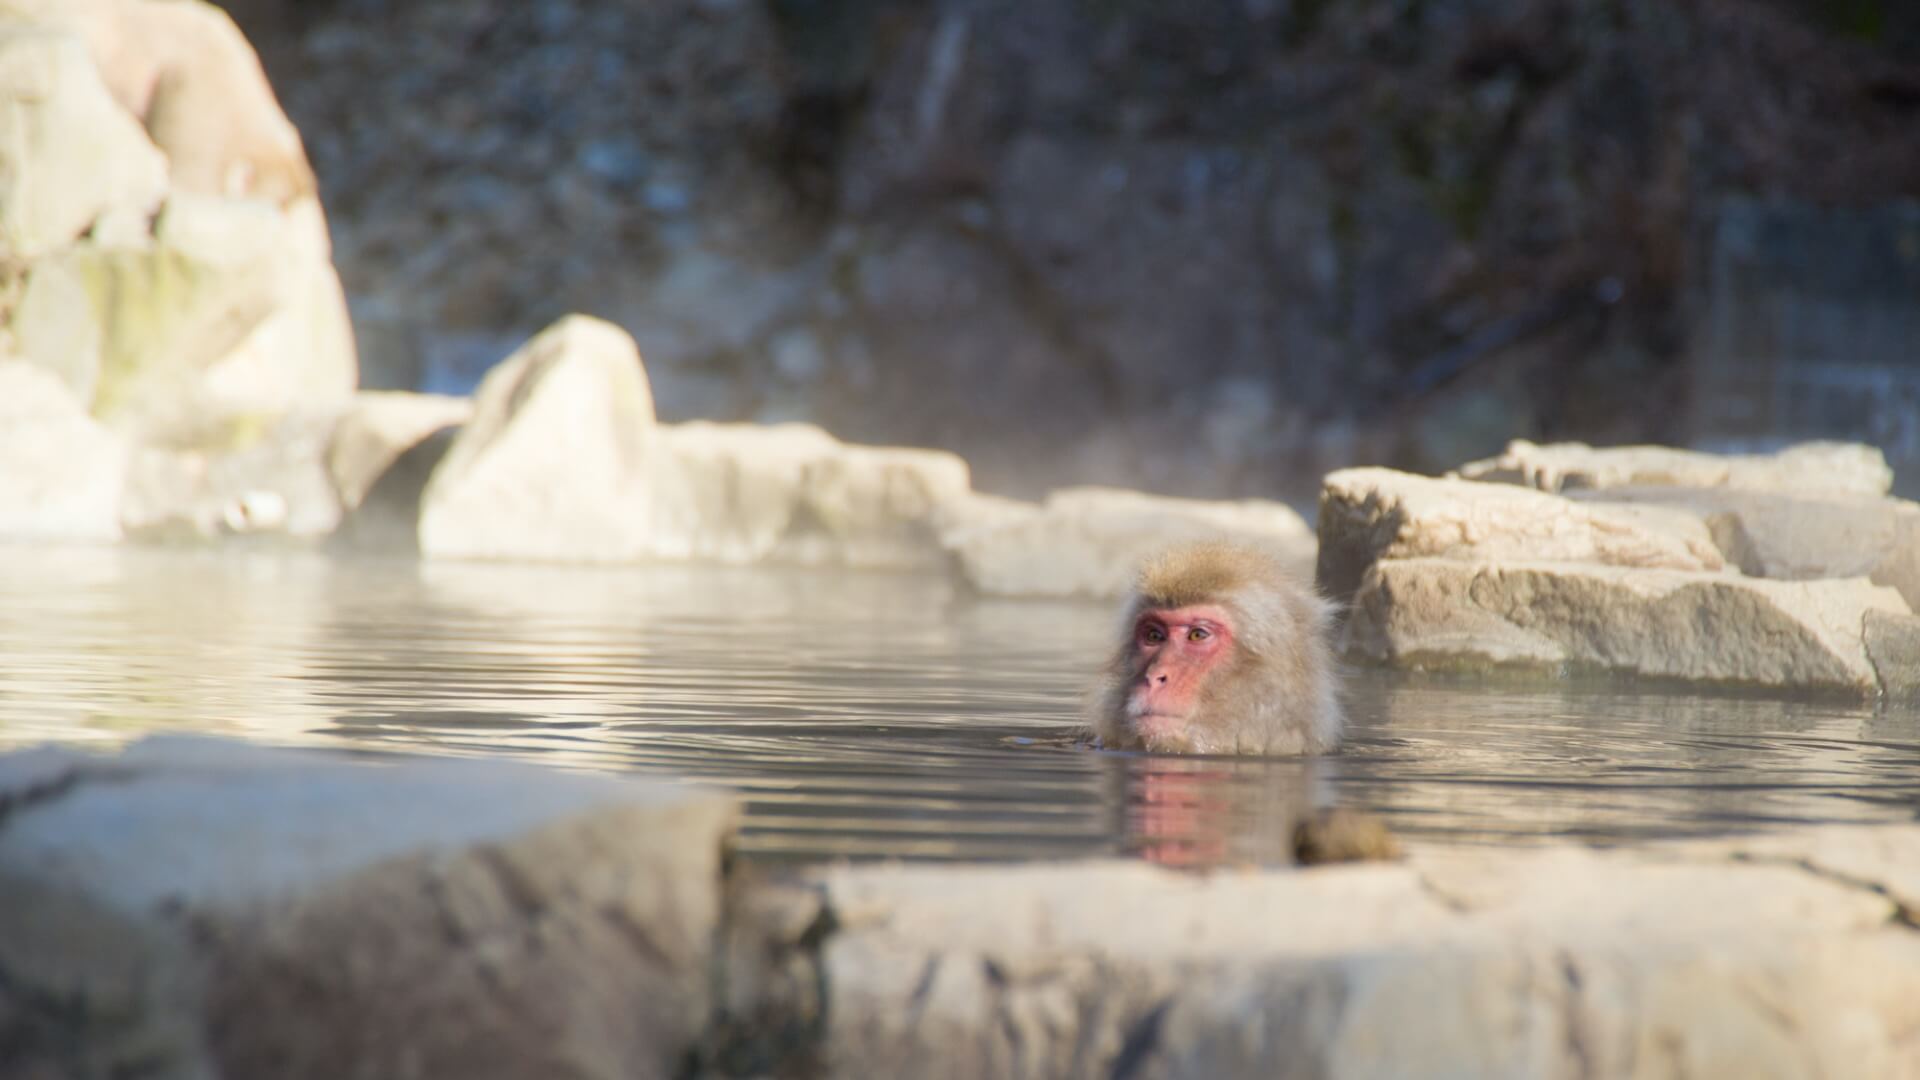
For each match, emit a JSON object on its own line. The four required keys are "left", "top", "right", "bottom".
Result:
{"left": 1094, "top": 541, "right": 1342, "bottom": 755}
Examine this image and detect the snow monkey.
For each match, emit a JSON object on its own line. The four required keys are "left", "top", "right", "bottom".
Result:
{"left": 1095, "top": 541, "right": 1342, "bottom": 755}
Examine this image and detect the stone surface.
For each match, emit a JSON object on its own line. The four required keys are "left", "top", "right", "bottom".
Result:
{"left": 419, "top": 315, "right": 673, "bottom": 562}
{"left": 119, "top": 411, "right": 345, "bottom": 541}
{"left": 0, "top": 735, "right": 735, "bottom": 1080}
{"left": 0, "top": 0, "right": 357, "bottom": 487}
{"left": 1342, "top": 558, "right": 1909, "bottom": 695}
{"left": 327, "top": 390, "right": 474, "bottom": 511}
{"left": 0, "top": 23, "right": 167, "bottom": 260}
{"left": 0, "top": 361, "right": 128, "bottom": 543}
{"left": 950, "top": 486, "right": 1317, "bottom": 599}
{"left": 420, "top": 316, "right": 981, "bottom": 567}
{"left": 785, "top": 830, "right": 1920, "bottom": 1079}
{"left": 16, "top": 0, "right": 317, "bottom": 204}
{"left": 660, "top": 420, "right": 973, "bottom": 569}
{"left": 1456, "top": 439, "right": 1894, "bottom": 497}
{"left": 1571, "top": 486, "right": 1920, "bottom": 610}
{"left": 1864, "top": 609, "right": 1920, "bottom": 700}
{"left": 1316, "top": 468, "right": 1726, "bottom": 605}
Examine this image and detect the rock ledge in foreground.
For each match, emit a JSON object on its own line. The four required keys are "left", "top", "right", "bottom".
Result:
{"left": 0, "top": 736, "right": 735, "bottom": 1080}
{"left": 740, "top": 826, "right": 1920, "bottom": 1079}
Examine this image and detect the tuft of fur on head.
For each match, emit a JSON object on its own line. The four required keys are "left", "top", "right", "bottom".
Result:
{"left": 1097, "top": 539, "right": 1344, "bottom": 755}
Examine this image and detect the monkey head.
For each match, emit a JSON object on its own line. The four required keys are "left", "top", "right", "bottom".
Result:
{"left": 1095, "top": 541, "right": 1342, "bottom": 756}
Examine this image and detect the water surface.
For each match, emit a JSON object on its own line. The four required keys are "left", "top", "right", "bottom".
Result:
{"left": 2, "top": 548, "right": 1915, "bottom": 866}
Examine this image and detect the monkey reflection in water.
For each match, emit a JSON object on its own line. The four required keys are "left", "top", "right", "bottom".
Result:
{"left": 1090, "top": 541, "right": 1396, "bottom": 867}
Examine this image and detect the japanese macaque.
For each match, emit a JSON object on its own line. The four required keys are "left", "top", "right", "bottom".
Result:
{"left": 1094, "top": 541, "right": 1342, "bottom": 755}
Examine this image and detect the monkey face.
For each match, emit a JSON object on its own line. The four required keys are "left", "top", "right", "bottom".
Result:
{"left": 1124, "top": 603, "right": 1235, "bottom": 748}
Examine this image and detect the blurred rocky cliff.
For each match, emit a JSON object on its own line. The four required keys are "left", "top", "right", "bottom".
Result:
{"left": 218, "top": 0, "right": 1920, "bottom": 500}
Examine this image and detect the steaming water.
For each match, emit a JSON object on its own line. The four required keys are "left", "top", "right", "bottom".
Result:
{"left": 3, "top": 547, "right": 1916, "bottom": 866}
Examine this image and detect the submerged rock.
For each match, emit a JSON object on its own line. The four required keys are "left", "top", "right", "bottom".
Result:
{"left": 1455, "top": 438, "right": 1893, "bottom": 497}
{"left": 1316, "top": 467, "right": 1725, "bottom": 606}
{"left": 0, "top": 736, "right": 735, "bottom": 1080}
{"left": 949, "top": 486, "right": 1316, "bottom": 599}
{"left": 1344, "top": 558, "right": 1908, "bottom": 695}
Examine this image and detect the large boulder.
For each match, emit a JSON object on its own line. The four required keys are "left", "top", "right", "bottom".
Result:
{"left": 0, "top": 361, "right": 127, "bottom": 542}
{"left": 1569, "top": 486, "right": 1920, "bottom": 611}
{"left": 419, "top": 315, "right": 672, "bottom": 562}
{"left": 8, "top": 0, "right": 316, "bottom": 204}
{"left": 420, "top": 315, "right": 980, "bottom": 568}
{"left": 1455, "top": 439, "right": 1893, "bottom": 497}
{"left": 947, "top": 486, "right": 1317, "bottom": 599}
{"left": 0, "top": 736, "right": 735, "bottom": 1079}
{"left": 1316, "top": 468, "right": 1725, "bottom": 606}
{"left": 1342, "top": 558, "right": 1910, "bottom": 695}
{"left": 0, "top": 23, "right": 166, "bottom": 260}
{"left": 0, "top": 0, "right": 356, "bottom": 544}
{"left": 11, "top": 187, "right": 356, "bottom": 448}
{"left": 724, "top": 828, "right": 1920, "bottom": 1078}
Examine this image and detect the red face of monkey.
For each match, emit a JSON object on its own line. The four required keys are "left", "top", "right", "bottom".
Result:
{"left": 1124, "top": 603, "right": 1235, "bottom": 745}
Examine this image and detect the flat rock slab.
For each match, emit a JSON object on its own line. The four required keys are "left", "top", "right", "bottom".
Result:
{"left": 0, "top": 735, "right": 735, "bottom": 1079}
{"left": 1455, "top": 438, "right": 1894, "bottom": 496}
{"left": 1316, "top": 467, "right": 1725, "bottom": 605}
{"left": 660, "top": 420, "right": 973, "bottom": 569}
{"left": 1570, "top": 486, "right": 1920, "bottom": 610}
{"left": 1342, "top": 558, "right": 1910, "bottom": 694}
{"left": 790, "top": 828, "right": 1920, "bottom": 1078}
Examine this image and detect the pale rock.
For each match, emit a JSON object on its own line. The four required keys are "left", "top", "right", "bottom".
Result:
{"left": 661, "top": 421, "right": 974, "bottom": 568}
{"left": 0, "top": 25, "right": 167, "bottom": 260}
{"left": 0, "top": 360, "right": 127, "bottom": 542}
{"left": 11, "top": 195, "right": 355, "bottom": 447}
{"left": 1343, "top": 557, "right": 1909, "bottom": 695}
{"left": 191, "top": 195, "right": 358, "bottom": 426}
{"left": 419, "top": 315, "right": 673, "bottom": 562}
{"left": 1684, "top": 824, "right": 1920, "bottom": 913}
{"left": 795, "top": 832, "right": 1920, "bottom": 1079}
{"left": 1316, "top": 467, "right": 1726, "bottom": 604}
{"left": 0, "top": 735, "right": 735, "bottom": 1080}
{"left": 1456, "top": 438, "right": 1893, "bottom": 497}
{"left": 120, "top": 411, "right": 344, "bottom": 540}
{"left": 326, "top": 390, "right": 474, "bottom": 511}
{"left": 1570, "top": 486, "right": 1920, "bottom": 610}
{"left": 1863, "top": 609, "right": 1920, "bottom": 700}
{"left": 419, "top": 316, "right": 978, "bottom": 567}
{"left": 0, "top": 1, "right": 354, "bottom": 453}
{"left": 15, "top": 0, "right": 317, "bottom": 204}
{"left": 949, "top": 486, "right": 1317, "bottom": 599}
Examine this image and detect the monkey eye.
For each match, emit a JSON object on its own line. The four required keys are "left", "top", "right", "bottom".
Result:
{"left": 1140, "top": 625, "right": 1166, "bottom": 644}
{"left": 1188, "top": 627, "right": 1211, "bottom": 642}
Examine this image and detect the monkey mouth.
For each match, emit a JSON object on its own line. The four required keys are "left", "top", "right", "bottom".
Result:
{"left": 1128, "top": 710, "right": 1189, "bottom": 741}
